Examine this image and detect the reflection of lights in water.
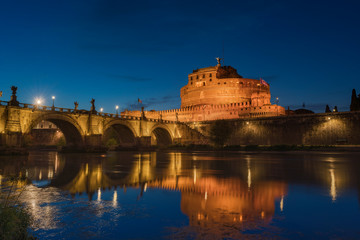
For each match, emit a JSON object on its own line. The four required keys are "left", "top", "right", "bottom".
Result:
{"left": 205, "top": 191, "right": 207, "bottom": 200}
{"left": 0, "top": 175, "right": 2, "bottom": 185}
{"left": 85, "top": 164, "right": 89, "bottom": 175}
{"left": 330, "top": 169, "right": 337, "bottom": 201}
{"left": 261, "top": 211, "right": 265, "bottom": 219}
{"left": 39, "top": 170, "right": 42, "bottom": 180}
{"left": 280, "top": 196, "right": 284, "bottom": 212}
{"left": 97, "top": 188, "right": 101, "bottom": 201}
{"left": 47, "top": 169, "right": 53, "bottom": 179}
{"left": 113, "top": 190, "right": 118, "bottom": 207}
{"left": 26, "top": 170, "right": 28, "bottom": 177}
{"left": 247, "top": 158, "right": 251, "bottom": 189}
{"left": 239, "top": 215, "right": 243, "bottom": 222}
{"left": 193, "top": 167, "right": 197, "bottom": 184}
{"left": 97, "top": 166, "right": 101, "bottom": 182}
{"left": 54, "top": 154, "right": 58, "bottom": 173}
{"left": 144, "top": 183, "right": 147, "bottom": 192}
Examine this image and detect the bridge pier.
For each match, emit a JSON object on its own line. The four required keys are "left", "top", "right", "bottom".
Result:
{"left": 136, "top": 136, "right": 151, "bottom": 147}
{"left": 1, "top": 132, "right": 23, "bottom": 147}
{"left": 85, "top": 134, "right": 103, "bottom": 147}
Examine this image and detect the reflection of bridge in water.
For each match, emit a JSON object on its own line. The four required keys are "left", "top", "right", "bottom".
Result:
{"left": 46, "top": 152, "right": 287, "bottom": 232}
{"left": 2, "top": 151, "right": 360, "bottom": 238}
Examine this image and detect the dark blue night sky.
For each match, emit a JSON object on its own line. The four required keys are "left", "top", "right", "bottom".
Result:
{"left": 1, "top": 0, "right": 359, "bottom": 113}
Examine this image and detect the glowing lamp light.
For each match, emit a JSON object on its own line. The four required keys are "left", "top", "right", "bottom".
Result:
{"left": 100, "top": 108, "right": 103, "bottom": 112}
{"left": 115, "top": 105, "right": 119, "bottom": 110}
{"left": 328, "top": 117, "right": 331, "bottom": 120}
{"left": 52, "top": 96, "right": 55, "bottom": 100}
{"left": 35, "top": 98, "right": 42, "bottom": 105}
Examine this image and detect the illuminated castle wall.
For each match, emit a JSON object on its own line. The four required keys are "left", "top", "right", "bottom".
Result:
{"left": 123, "top": 61, "right": 285, "bottom": 122}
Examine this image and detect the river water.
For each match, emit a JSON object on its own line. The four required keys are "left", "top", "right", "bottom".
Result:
{"left": 1, "top": 151, "right": 360, "bottom": 239}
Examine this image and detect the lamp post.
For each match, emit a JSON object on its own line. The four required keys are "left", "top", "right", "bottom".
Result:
{"left": 52, "top": 96, "right": 55, "bottom": 107}
{"left": 100, "top": 108, "right": 103, "bottom": 113}
{"left": 275, "top": 97, "right": 279, "bottom": 116}
{"left": 115, "top": 105, "right": 119, "bottom": 115}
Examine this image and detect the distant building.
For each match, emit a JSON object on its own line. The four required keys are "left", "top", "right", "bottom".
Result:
{"left": 123, "top": 60, "right": 285, "bottom": 122}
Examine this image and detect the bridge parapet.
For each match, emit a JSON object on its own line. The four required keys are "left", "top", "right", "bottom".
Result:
{"left": 0, "top": 100, "right": 206, "bottom": 148}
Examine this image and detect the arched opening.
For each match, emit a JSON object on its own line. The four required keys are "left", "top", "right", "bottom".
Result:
{"left": 151, "top": 127, "right": 172, "bottom": 146}
{"left": 26, "top": 117, "right": 83, "bottom": 148}
{"left": 103, "top": 124, "right": 137, "bottom": 149}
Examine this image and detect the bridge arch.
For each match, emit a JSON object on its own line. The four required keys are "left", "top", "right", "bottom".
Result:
{"left": 150, "top": 124, "right": 173, "bottom": 146}
{"left": 103, "top": 120, "right": 138, "bottom": 147}
{"left": 25, "top": 113, "right": 85, "bottom": 147}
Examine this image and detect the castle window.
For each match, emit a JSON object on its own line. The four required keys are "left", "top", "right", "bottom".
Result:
{"left": 196, "top": 75, "right": 199, "bottom": 79}
{"left": 191, "top": 82, "right": 193, "bottom": 85}
{"left": 224, "top": 82, "right": 226, "bottom": 84}
{"left": 203, "top": 74, "right": 205, "bottom": 78}
{"left": 203, "top": 82, "right": 205, "bottom": 86}
{"left": 209, "top": 73, "right": 212, "bottom": 77}
{"left": 190, "top": 76, "right": 193, "bottom": 80}
{"left": 218, "top": 82, "right": 220, "bottom": 85}
{"left": 209, "top": 79, "right": 212, "bottom": 82}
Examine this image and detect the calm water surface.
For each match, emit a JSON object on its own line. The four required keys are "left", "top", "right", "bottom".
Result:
{"left": 1, "top": 151, "right": 360, "bottom": 239}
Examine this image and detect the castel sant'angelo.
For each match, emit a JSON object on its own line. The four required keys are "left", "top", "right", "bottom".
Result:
{"left": 123, "top": 59, "right": 285, "bottom": 122}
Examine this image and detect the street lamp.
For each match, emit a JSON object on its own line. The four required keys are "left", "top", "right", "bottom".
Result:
{"left": 100, "top": 108, "right": 103, "bottom": 113}
{"left": 115, "top": 105, "right": 119, "bottom": 115}
{"left": 52, "top": 96, "right": 55, "bottom": 107}
{"left": 275, "top": 97, "right": 279, "bottom": 116}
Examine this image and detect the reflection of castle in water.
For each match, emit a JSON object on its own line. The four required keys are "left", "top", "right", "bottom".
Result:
{"left": 2, "top": 151, "right": 360, "bottom": 236}
{"left": 46, "top": 153, "right": 287, "bottom": 230}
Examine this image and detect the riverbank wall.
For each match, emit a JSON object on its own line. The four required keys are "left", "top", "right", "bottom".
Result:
{"left": 190, "top": 111, "right": 360, "bottom": 146}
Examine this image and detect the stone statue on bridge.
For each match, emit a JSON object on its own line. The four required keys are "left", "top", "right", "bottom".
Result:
{"left": 74, "top": 101, "right": 79, "bottom": 112}
{"left": 90, "top": 98, "right": 96, "bottom": 114}
{"left": 9, "top": 86, "right": 19, "bottom": 106}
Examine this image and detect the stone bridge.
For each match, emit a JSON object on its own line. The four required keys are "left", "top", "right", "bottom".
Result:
{"left": 0, "top": 100, "right": 206, "bottom": 148}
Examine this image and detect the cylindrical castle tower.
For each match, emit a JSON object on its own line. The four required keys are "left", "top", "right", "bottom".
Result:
{"left": 180, "top": 61, "right": 271, "bottom": 108}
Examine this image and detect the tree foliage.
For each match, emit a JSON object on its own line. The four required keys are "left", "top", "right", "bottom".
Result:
{"left": 350, "top": 89, "right": 360, "bottom": 111}
{"left": 325, "top": 105, "right": 331, "bottom": 113}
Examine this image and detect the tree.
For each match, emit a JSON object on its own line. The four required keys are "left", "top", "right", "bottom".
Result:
{"left": 210, "top": 120, "right": 232, "bottom": 147}
{"left": 325, "top": 105, "right": 331, "bottom": 113}
{"left": 350, "top": 89, "right": 360, "bottom": 111}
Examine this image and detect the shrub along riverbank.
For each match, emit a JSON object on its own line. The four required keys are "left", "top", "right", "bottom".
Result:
{"left": 0, "top": 175, "right": 35, "bottom": 240}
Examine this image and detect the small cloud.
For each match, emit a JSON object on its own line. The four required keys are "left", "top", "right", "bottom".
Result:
{"left": 123, "top": 95, "right": 179, "bottom": 111}
{"left": 261, "top": 75, "right": 278, "bottom": 81}
{"left": 107, "top": 74, "right": 151, "bottom": 82}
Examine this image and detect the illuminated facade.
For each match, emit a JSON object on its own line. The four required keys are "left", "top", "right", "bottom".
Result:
{"left": 123, "top": 60, "right": 285, "bottom": 122}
